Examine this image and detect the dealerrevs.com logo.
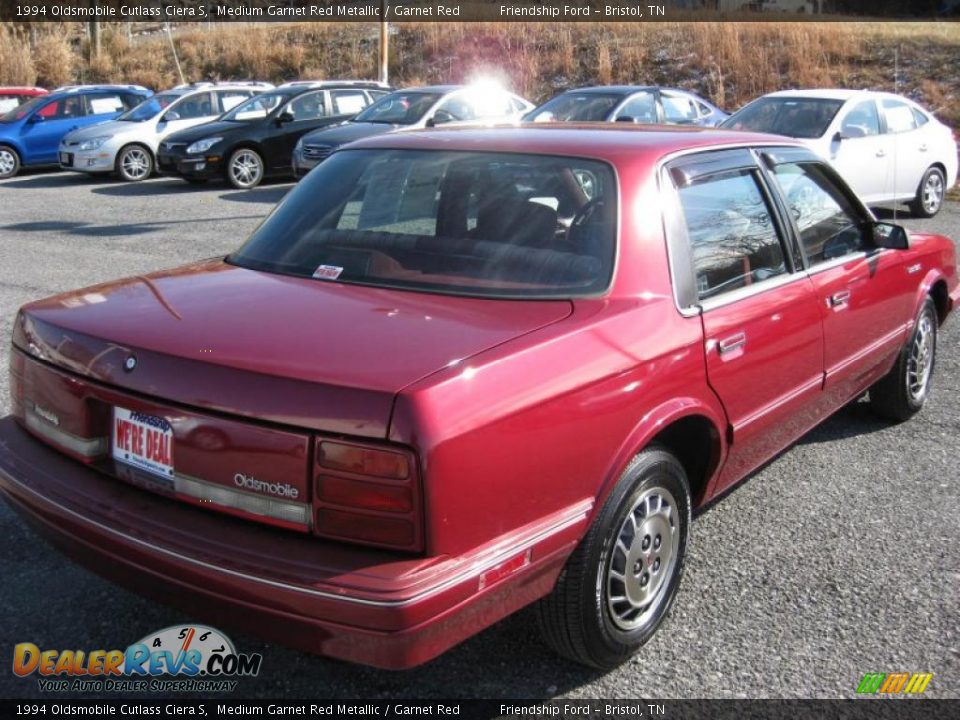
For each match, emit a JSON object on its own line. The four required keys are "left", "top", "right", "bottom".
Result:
{"left": 13, "top": 625, "right": 262, "bottom": 693}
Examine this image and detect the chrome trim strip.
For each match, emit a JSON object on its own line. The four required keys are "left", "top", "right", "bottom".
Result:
{"left": 2, "top": 470, "right": 591, "bottom": 609}
{"left": 735, "top": 375, "right": 824, "bottom": 434}
{"left": 825, "top": 324, "right": 907, "bottom": 379}
{"left": 698, "top": 272, "right": 809, "bottom": 313}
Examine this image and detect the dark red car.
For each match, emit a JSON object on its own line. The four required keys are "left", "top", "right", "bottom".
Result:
{"left": 1, "top": 126, "right": 957, "bottom": 670}
{"left": 0, "top": 86, "right": 47, "bottom": 115}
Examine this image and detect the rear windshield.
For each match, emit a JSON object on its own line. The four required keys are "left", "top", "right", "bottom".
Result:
{"left": 229, "top": 149, "right": 617, "bottom": 299}
{"left": 721, "top": 97, "right": 844, "bottom": 139}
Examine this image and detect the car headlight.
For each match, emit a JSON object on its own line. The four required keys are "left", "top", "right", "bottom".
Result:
{"left": 78, "top": 136, "right": 111, "bottom": 151}
{"left": 186, "top": 137, "right": 223, "bottom": 154}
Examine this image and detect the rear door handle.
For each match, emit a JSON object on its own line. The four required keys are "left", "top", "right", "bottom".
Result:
{"left": 829, "top": 290, "right": 851, "bottom": 308}
{"left": 717, "top": 332, "right": 747, "bottom": 355}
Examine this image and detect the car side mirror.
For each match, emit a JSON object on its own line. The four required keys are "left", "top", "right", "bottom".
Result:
{"left": 161, "top": 111, "right": 180, "bottom": 123}
{"left": 427, "top": 110, "right": 456, "bottom": 128}
{"left": 836, "top": 126, "right": 866, "bottom": 141}
{"left": 276, "top": 111, "right": 295, "bottom": 125}
{"left": 27, "top": 113, "right": 45, "bottom": 124}
{"left": 870, "top": 221, "right": 909, "bottom": 250}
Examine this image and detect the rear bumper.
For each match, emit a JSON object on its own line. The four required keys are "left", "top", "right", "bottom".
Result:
{"left": 0, "top": 417, "right": 585, "bottom": 668}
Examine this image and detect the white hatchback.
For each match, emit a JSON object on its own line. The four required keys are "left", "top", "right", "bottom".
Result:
{"left": 59, "top": 82, "right": 272, "bottom": 182}
{"left": 722, "top": 89, "right": 958, "bottom": 217}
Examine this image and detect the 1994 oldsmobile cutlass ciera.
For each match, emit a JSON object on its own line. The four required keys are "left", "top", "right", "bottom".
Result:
{"left": 1, "top": 125, "right": 957, "bottom": 670}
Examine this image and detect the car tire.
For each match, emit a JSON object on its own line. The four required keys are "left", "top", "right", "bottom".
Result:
{"left": 0, "top": 145, "right": 21, "bottom": 179}
{"left": 536, "top": 446, "right": 691, "bottom": 670}
{"left": 227, "top": 148, "right": 264, "bottom": 189}
{"left": 116, "top": 144, "right": 153, "bottom": 182}
{"left": 869, "top": 297, "right": 938, "bottom": 422}
{"left": 910, "top": 166, "right": 946, "bottom": 218}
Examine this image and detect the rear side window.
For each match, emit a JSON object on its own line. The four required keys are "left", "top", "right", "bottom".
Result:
{"left": 882, "top": 99, "right": 918, "bottom": 134}
{"left": 216, "top": 90, "right": 252, "bottom": 113}
{"left": 770, "top": 162, "right": 864, "bottom": 265}
{"left": 85, "top": 93, "right": 126, "bottom": 115}
{"left": 676, "top": 169, "right": 787, "bottom": 300}
{"left": 661, "top": 92, "right": 698, "bottom": 124}
{"left": 287, "top": 91, "right": 326, "bottom": 120}
{"left": 330, "top": 90, "right": 367, "bottom": 115}
{"left": 230, "top": 150, "right": 617, "bottom": 298}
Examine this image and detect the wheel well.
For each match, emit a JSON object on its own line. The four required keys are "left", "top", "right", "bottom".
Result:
{"left": 0, "top": 142, "right": 21, "bottom": 158}
{"left": 930, "top": 162, "right": 947, "bottom": 178}
{"left": 649, "top": 416, "right": 721, "bottom": 506}
{"left": 117, "top": 142, "right": 155, "bottom": 163}
{"left": 930, "top": 280, "right": 949, "bottom": 324}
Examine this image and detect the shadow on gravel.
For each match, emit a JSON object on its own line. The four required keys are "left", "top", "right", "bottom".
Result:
{"left": 218, "top": 185, "right": 293, "bottom": 205}
{"left": 90, "top": 179, "right": 217, "bottom": 197}
{"left": 0, "top": 172, "right": 112, "bottom": 190}
{"left": 2, "top": 216, "right": 262, "bottom": 238}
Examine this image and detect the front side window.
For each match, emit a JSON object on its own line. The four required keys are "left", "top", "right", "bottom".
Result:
{"left": 882, "top": 99, "right": 918, "bottom": 134}
{"left": 614, "top": 92, "right": 658, "bottom": 124}
{"left": 230, "top": 150, "right": 616, "bottom": 298}
{"left": 172, "top": 92, "right": 214, "bottom": 120}
{"left": 677, "top": 169, "right": 787, "bottom": 300}
{"left": 722, "top": 97, "right": 844, "bottom": 139}
{"left": 287, "top": 91, "right": 326, "bottom": 120}
{"left": 840, "top": 100, "right": 880, "bottom": 137}
{"left": 222, "top": 92, "right": 286, "bottom": 122}
{"left": 771, "top": 162, "right": 864, "bottom": 265}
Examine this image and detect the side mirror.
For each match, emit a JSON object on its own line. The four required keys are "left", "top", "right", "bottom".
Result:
{"left": 161, "top": 110, "right": 180, "bottom": 123}
{"left": 276, "top": 111, "right": 295, "bottom": 125}
{"left": 870, "top": 221, "right": 909, "bottom": 250}
{"left": 27, "top": 113, "right": 45, "bottom": 124}
{"left": 427, "top": 109, "right": 456, "bottom": 127}
{"left": 836, "top": 126, "right": 866, "bottom": 141}
{"left": 615, "top": 115, "right": 635, "bottom": 123}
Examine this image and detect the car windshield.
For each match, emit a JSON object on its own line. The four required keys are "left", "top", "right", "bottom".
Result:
{"left": 221, "top": 92, "right": 286, "bottom": 121}
{"left": 353, "top": 92, "right": 444, "bottom": 125}
{"left": 721, "top": 97, "right": 844, "bottom": 139}
{"left": 117, "top": 93, "right": 179, "bottom": 122}
{"left": 525, "top": 92, "right": 625, "bottom": 122}
{"left": 0, "top": 95, "right": 46, "bottom": 123}
{"left": 229, "top": 149, "right": 617, "bottom": 299}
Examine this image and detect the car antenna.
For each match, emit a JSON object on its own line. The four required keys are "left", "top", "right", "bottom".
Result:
{"left": 893, "top": 45, "right": 899, "bottom": 223}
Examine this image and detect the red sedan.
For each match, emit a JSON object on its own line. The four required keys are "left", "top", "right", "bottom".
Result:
{"left": 1, "top": 126, "right": 957, "bottom": 670}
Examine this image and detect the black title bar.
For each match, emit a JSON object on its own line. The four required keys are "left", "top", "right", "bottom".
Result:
{"left": 1, "top": 0, "right": 955, "bottom": 23}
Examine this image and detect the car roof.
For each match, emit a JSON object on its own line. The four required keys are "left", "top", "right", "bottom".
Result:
{"left": 343, "top": 124, "right": 806, "bottom": 162}
{"left": 564, "top": 86, "right": 660, "bottom": 94}
{"left": 762, "top": 89, "right": 907, "bottom": 102}
{"left": 50, "top": 84, "right": 151, "bottom": 97}
{"left": 0, "top": 86, "right": 46, "bottom": 94}
{"left": 398, "top": 85, "right": 463, "bottom": 94}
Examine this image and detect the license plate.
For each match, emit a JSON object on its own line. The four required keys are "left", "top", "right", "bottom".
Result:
{"left": 59, "top": 152, "right": 73, "bottom": 167}
{"left": 112, "top": 407, "right": 175, "bottom": 479}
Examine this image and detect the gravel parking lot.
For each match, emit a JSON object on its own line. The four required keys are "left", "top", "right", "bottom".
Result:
{"left": 0, "top": 171, "right": 957, "bottom": 700}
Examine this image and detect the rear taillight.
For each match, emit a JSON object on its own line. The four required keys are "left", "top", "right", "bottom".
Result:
{"left": 314, "top": 440, "right": 422, "bottom": 552}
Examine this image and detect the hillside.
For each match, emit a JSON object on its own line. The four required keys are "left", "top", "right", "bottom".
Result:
{"left": 1, "top": 21, "right": 959, "bottom": 124}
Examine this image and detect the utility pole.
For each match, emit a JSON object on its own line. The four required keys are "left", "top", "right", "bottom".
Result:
{"left": 88, "top": 20, "right": 101, "bottom": 58}
{"left": 379, "top": 2, "right": 389, "bottom": 84}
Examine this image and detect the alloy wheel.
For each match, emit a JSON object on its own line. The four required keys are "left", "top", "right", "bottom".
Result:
{"left": 0, "top": 148, "right": 17, "bottom": 177}
{"left": 120, "top": 147, "right": 151, "bottom": 181}
{"left": 922, "top": 172, "right": 944, "bottom": 215}
{"left": 907, "top": 312, "right": 935, "bottom": 402}
{"left": 605, "top": 485, "right": 680, "bottom": 631}
{"left": 230, "top": 150, "right": 263, "bottom": 189}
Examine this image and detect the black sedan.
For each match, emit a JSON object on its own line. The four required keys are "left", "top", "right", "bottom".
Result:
{"left": 157, "top": 81, "right": 390, "bottom": 189}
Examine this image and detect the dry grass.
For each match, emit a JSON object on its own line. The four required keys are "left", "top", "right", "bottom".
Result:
{"left": 1, "top": 21, "right": 959, "bottom": 125}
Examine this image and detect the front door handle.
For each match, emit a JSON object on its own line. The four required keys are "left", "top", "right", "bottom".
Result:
{"left": 717, "top": 332, "right": 747, "bottom": 355}
{"left": 829, "top": 290, "right": 851, "bottom": 308}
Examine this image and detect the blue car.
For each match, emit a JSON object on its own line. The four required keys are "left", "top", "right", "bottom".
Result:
{"left": 524, "top": 86, "right": 729, "bottom": 127}
{"left": 0, "top": 84, "right": 152, "bottom": 179}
